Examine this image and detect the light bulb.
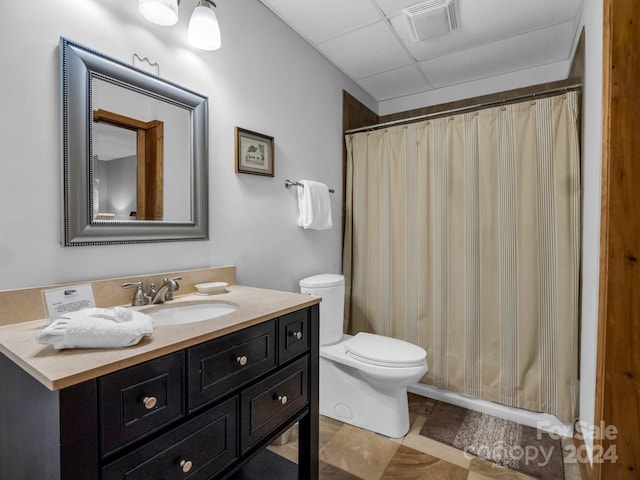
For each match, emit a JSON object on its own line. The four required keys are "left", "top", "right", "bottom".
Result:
{"left": 188, "top": 2, "right": 221, "bottom": 51}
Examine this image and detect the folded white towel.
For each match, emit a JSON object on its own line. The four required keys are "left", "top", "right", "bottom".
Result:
{"left": 297, "top": 180, "right": 333, "bottom": 230}
{"left": 35, "top": 307, "right": 153, "bottom": 349}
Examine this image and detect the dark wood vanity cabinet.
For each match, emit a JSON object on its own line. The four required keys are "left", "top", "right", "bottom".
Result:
{"left": 0, "top": 305, "right": 319, "bottom": 480}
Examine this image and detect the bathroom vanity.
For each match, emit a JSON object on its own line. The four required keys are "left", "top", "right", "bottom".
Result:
{"left": 0, "top": 284, "right": 319, "bottom": 480}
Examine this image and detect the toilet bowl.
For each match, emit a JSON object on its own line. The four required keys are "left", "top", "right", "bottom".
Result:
{"left": 300, "top": 274, "right": 428, "bottom": 438}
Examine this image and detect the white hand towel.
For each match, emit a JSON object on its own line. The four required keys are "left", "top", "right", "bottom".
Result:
{"left": 35, "top": 307, "right": 153, "bottom": 349}
{"left": 297, "top": 180, "right": 333, "bottom": 230}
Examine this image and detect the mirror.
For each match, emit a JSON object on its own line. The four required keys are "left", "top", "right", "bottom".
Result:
{"left": 61, "top": 37, "right": 208, "bottom": 246}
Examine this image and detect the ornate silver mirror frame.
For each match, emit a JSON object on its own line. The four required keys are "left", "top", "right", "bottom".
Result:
{"left": 61, "top": 37, "right": 209, "bottom": 246}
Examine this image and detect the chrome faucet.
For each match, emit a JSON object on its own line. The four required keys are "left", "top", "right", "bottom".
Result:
{"left": 150, "top": 277, "right": 181, "bottom": 304}
{"left": 122, "top": 281, "right": 149, "bottom": 306}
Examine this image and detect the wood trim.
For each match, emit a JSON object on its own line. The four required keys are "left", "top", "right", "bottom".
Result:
{"left": 595, "top": 0, "right": 640, "bottom": 478}
{"left": 93, "top": 109, "right": 148, "bottom": 130}
{"left": 593, "top": 2, "right": 612, "bottom": 479}
{"left": 138, "top": 121, "right": 164, "bottom": 220}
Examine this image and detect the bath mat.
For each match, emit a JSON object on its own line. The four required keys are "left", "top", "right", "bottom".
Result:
{"left": 419, "top": 402, "right": 565, "bottom": 480}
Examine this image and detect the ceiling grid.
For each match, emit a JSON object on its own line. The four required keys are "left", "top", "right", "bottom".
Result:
{"left": 259, "top": 0, "right": 584, "bottom": 103}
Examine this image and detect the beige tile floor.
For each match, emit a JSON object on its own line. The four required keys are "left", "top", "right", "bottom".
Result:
{"left": 268, "top": 394, "right": 585, "bottom": 480}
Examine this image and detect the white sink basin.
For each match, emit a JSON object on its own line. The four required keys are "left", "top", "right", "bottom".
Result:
{"left": 144, "top": 301, "right": 237, "bottom": 326}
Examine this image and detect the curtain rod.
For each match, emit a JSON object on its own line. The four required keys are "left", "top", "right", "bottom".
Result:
{"left": 345, "top": 83, "right": 583, "bottom": 135}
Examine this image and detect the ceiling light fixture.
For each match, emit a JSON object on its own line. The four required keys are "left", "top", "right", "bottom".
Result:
{"left": 139, "top": 0, "right": 180, "bottom": 26}
{"left": 138, "top": 0, "right": 222, "bottom": 51}
{"left": 188, "top": 0, "right": 221, "bottom": 51}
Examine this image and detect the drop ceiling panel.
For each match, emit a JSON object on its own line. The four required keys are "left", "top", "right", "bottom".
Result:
{"left": 317, "top": 21, "right": 414, "bottom": 79}
{"left": 380, "top": 0, "right": 581, "bottom": 29}
{"left": 358, "top": 64, "right": 432, "bottom": 101}
{"left": 260, "top": 0, "right": 382, "bottom": 44}
{"left": 420, "top": 21, "right": 576, "bottom": 88}
{"left": 389, "top": 0, "right": 581, "bottom": 61}
{"left": 459, "top": 0, "right": 582, "bottom": 30}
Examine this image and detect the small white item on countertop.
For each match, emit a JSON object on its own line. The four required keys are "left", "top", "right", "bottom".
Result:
{"left": 35, "top": 307, "right": 153, "bottom": 349}
{"left": 194, "top": 281, "right": 229, "bottom": 295}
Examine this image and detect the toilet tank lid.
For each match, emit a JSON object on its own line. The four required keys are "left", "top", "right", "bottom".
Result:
{"left": 299, "top": 274, "right": 344, "bottom": 288}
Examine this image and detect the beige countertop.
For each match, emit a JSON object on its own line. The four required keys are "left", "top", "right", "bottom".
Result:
{"left": 0, "top": 285, "right": 320, "bottom": 391}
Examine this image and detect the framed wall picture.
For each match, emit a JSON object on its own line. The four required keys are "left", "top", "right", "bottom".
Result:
{"left": 235, "top": 127, "right": 274, "bottom": 176}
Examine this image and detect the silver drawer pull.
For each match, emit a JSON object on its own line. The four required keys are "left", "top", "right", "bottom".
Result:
{"left": 142, "top": 396, "right": 157, "bottom": 410}
{"left": 179, "top": 459, "right": 193, "bottom": 473}
{"left": 290, "top": 331, "right": 303, "bottom": 340}
{"left": 277, "top": 395, "right": 288, "bottom": 405}
{"left": 236, "top": 355, "right": 248, "bottom": 366}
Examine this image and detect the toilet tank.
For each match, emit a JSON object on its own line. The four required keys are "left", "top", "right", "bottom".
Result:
{"left": 300, "top": 274, "right": 344, "bottom": 345}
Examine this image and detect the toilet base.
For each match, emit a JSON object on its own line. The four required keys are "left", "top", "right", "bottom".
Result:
{"left": 319, "top": 356, "right": 411, "bottom": 438}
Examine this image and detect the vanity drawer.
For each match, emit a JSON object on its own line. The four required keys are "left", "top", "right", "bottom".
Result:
{"left": 102, "top": 396, "right": 237, "bottom": 480}
{"left": 241, "top": 356, "right": 309, "bottom": 453}
{"left": 100, "top": 351, "right": 185, "bottom": 457}
{"left": 188, "top": 321, "right": 276, "bottom": 412}
{"left": 279, "top": 309, "right": 310, "bottom": 364}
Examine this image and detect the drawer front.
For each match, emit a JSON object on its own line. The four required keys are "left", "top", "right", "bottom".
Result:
{"left": 102, "top": 397, "right": 237, "bottom": 480}
{"left": 241, "top": 356, "right": 309, "bottom": 453}
{"left": 100, "top": 352, "right": 184, "bottom": 456}
{"left": 279, "top": 309, "right": 310, "bottom": 364}
{"left": 188, "top": 321, "right": 276, "bottom": 412}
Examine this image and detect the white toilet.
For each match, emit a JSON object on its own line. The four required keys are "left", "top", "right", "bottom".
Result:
{"left": 300, "top": 274, "right": 428, "bottom": 438}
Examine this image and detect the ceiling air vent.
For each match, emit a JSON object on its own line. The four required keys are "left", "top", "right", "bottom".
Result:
{"left": 404, "top": 0, "right": 459, "bottom": 42}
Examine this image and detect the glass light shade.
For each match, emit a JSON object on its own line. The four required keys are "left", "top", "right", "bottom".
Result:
{"left": 139, "top": 0, "right": 179, "bottom": 26}
{"left": 188, "top": 4, "right": 221, "bottom": 51}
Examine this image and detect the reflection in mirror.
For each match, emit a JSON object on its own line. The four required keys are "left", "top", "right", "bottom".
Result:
{"left": 93, "top": 108, "right": 166, "bottom": 221}
{"left": 92, "top": 78, "right": 191, "bottom": 222}
{"left": 93, "top": 119, "right": 137, "bottom": 220}
{"left": 61, "top": 37, "right": 209, "bottom": 246}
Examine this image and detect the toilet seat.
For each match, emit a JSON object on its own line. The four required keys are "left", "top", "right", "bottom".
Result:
{"left": 344, "top": 332, "right": 426, "bottom": 368}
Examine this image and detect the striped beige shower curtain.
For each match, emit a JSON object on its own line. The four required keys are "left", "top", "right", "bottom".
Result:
{"left": 343, "top": 92, "right": 580, "bottom": 422}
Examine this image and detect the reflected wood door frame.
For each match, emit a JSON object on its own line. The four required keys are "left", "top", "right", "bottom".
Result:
{"left": 93, "top": 109, "right": 164, "bottom": 220}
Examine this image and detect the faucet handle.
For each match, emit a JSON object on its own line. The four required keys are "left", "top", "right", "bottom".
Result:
{"left": 163, "top": 277, "right": 182, "bottom": 301}
{"left": 122, "top": 282, "right": 147, "bottom": 306}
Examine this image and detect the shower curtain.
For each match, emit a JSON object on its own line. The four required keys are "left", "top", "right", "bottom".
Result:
{"left": 343, "top": 92, "right": 580, "bottom": 422}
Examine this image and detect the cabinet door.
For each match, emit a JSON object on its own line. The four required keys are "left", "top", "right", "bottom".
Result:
{"left": 241, "top": 356, "right": 309, "bottom": 453}
{"left": 100, "top": 351, "right": 185, "bottom": 456}
{"left": 187, "top": 321, "right": 276, "bottom": 412}
{"left": 102, "top": 397, "right": 237, "bottom": 480}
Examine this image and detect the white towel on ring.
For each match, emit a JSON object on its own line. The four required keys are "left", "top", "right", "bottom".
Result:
{"left": 297, "top": 180, "right": 333, "bottom": 230}
{"left": 35, "top": 307, "right": 153, "bottom": 349}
